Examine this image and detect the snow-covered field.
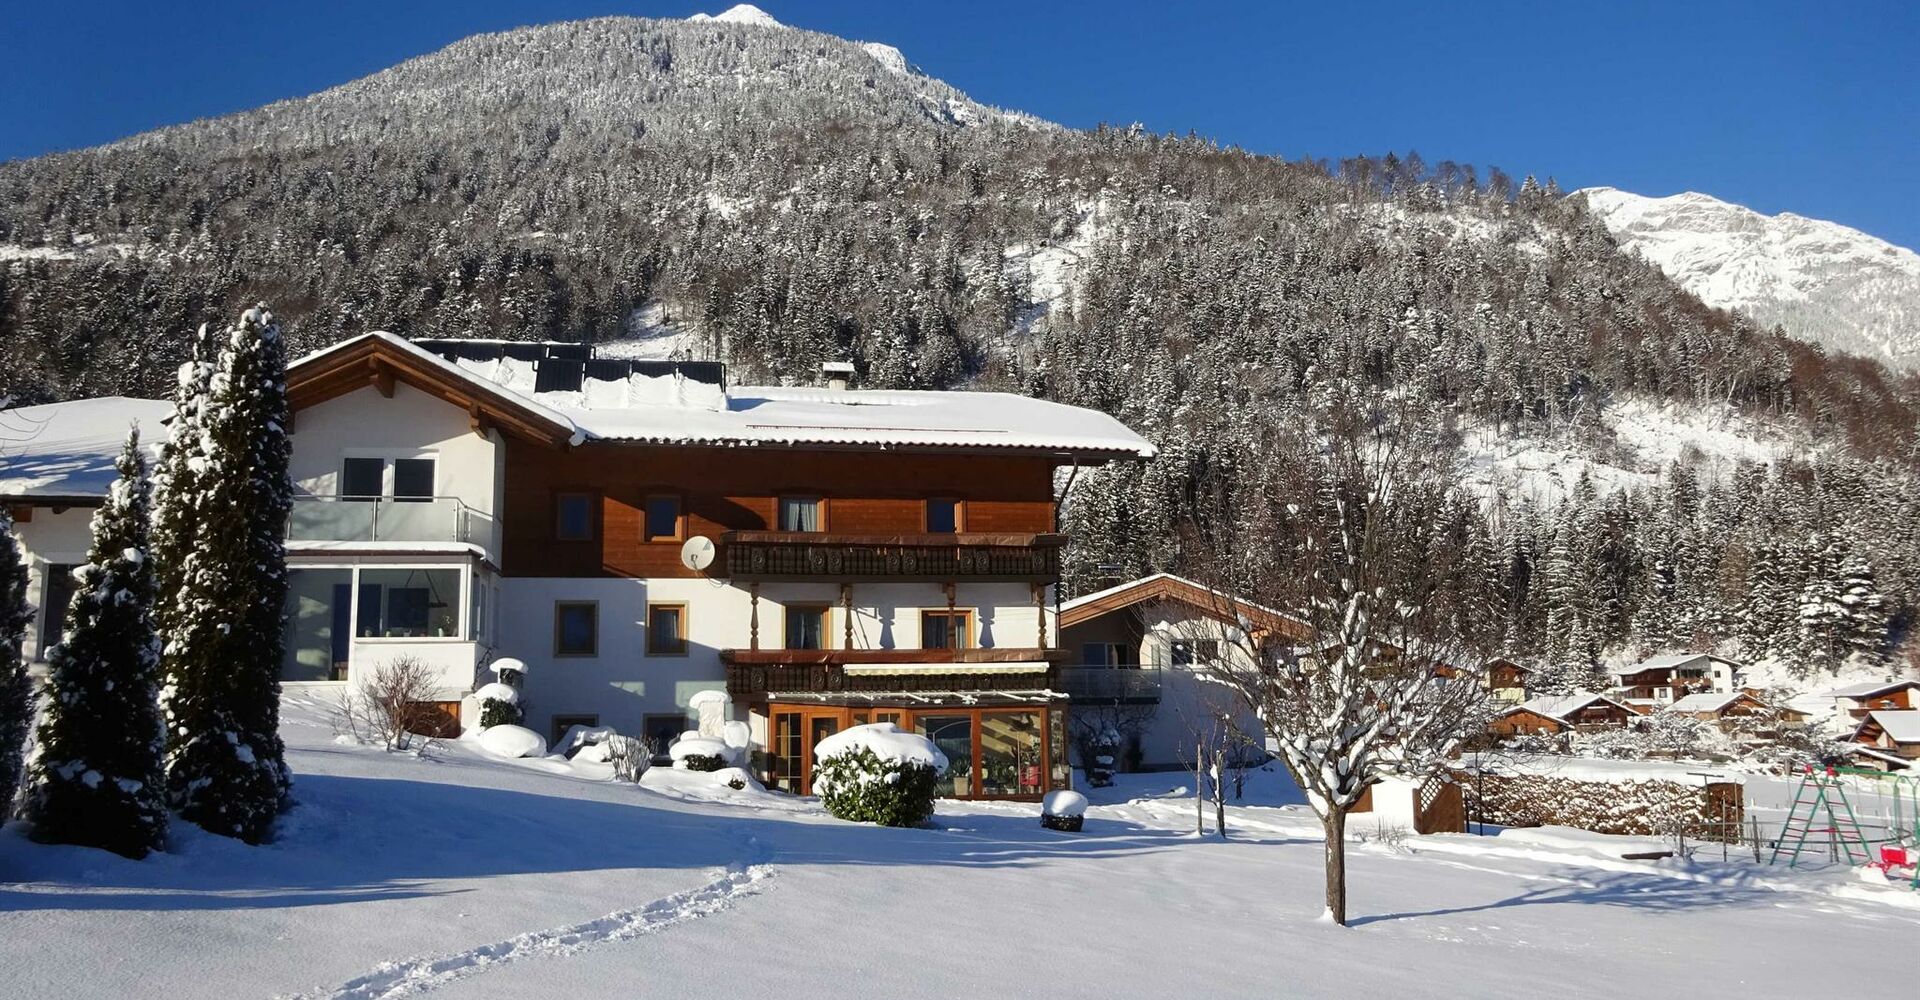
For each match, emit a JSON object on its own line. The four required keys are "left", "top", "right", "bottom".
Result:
{"left": 4, "top": 696, "right": 1917, "bottom": 999}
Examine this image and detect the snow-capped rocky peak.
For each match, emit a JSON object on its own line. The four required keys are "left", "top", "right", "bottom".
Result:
{"left": 860, "top": 41, "right": 912, "bottom": 76}
{"left": 1578, "top": 186, "right": 1920, "bottom": 368}
{"left": 690, "top": 4, "right": 785, "bottom": 28}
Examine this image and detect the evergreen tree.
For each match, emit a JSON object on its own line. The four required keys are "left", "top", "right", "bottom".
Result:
{"left": 25, "top": 430, "right": 169, "bottom": 857}
{"left": 1796, "top": 533, "right": 1847, "bottom": 675}
{"left": 0, "top": 511, "right": 34, "bottom": 819}
{"left": 159, "top": 305, "right": 294, "bottom": 842}
{"left": 1838, "top": 558, "right": 1889, "bottom": 663}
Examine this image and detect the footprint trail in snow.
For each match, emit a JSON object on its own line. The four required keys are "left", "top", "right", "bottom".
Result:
{"left": 283, "top": 863, "right": 774, "bottom": 1000}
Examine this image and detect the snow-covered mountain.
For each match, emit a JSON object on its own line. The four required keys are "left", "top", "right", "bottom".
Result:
{"left": 1578, "top": 187, "right": 1920, "bottom": 368}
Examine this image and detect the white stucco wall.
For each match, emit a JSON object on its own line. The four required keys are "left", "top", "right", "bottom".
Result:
{"left": 289, "top": 382, "right": 503, "bottom": 558}
{"left": 12, "top": 506, "right": 97, "bottom": 665}
{"left": 497, "top": 577, "right": 1054, "bottom": 738}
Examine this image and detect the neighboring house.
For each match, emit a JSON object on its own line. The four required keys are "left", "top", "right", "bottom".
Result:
{"left": 1611, "top": 653, "right": 1744, "bottom": 704}
{"left": 0, "top": 396, "right": 174, "bottom": 666}
{"left": 1489, "top": 693, "right": 1637, "bottom": 737}
{"left": 1662, "top": 691, "right": 1799, "bottom": 732}
{"left": 1849, "top": 710, "right": 1920, "bottom": 770}
{"left": 1484, "top": 657, "right": 1532, "bottom": 703}
{"left": 1056, "top": 573, "right": 1307, "bottom": 771}
{"left": 2, "top": 332, "right": 1155, "bottom": 801}
{"left": 1826, "top": 680, "right": 1920, "bottom": 721}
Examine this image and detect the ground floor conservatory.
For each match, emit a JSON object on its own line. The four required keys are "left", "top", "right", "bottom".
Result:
{"left": 725, "top": 648, "right": 1072, "bottom": 801}
{"left": 281, "top": 547, "right": 494, "bottom": 707}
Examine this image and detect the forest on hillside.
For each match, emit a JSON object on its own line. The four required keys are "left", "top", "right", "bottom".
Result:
{"left": 3, "top": 14, "right": 1917, "bottom": 680}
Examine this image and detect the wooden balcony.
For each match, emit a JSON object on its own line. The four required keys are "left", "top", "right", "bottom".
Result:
{"left": 722, "top": 647, "right": 1066, "bottom": 698}
{"left": 720, "top": 531, "right": 1063, "bottom": 582}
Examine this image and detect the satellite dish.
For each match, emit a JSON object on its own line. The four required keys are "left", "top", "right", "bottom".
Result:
{"left": 680, "top": 535, "right": 716, "bottom": 572}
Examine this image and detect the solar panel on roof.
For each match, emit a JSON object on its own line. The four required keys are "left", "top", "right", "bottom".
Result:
{"left": 501, "top": 343, "right": 545, "bottom": 363}
{"left": 534, "top": 358, "right": 586, "bottom": 393}
{"left": 584, "top": 359, "right": 634, "bottom": 383}
{"left": 544, "top": 342, "right": 591, "bottom": 362}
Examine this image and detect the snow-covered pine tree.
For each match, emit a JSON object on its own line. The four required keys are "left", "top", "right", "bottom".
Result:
{"left": 1796, "top": 533, "right": 1847, "bottom": 675}
{"left": 1838, "top": 558, "right": 1889, "bottom": 664}
{"left": 1738, "top": 541, "right": 1796, "bottom": 661}
{"left": 160, "top": 305, "right": 294, "bottom": 843}
{"left": 0, "top": 510, "right": 34, "bottom": 820}
{"left": 26, "top": 430, "right": 169, "bottom": 857}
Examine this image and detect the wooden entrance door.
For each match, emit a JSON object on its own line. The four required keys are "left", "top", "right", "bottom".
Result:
{"left": 770, "top": 706, "right": 847, "bottom": 795}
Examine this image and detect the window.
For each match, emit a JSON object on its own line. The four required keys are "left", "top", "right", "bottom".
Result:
{"left": 643, "top": 714, "right": 693, "bottom": 762}
{"left": 921, "top": 610, "right": 974, "bottom": 650}
{"left": 341, "top": 456, "right": 435, "bottom": 500}
{"left": 644, "top": 495, "right": 682, "bottom": 542}
{"left": 1195, "top": 639, "right": 1220, "bottom": 663}
{"left": 38, "top": 563, "right": 78, "bottom": 658}
{"left": 554, "top": 602, "right": 598, "bottom": 656}
{"left": 392, "top": 458, "right": 435, "bottom": 501}
{"left": 555, "top": 492, "right": 595, "bottom": 541}
{"left": 647, "top": 603, "right": 688, "bottom": 656}
{"left": 341, "top": 457, "right": 384, "bottom": 499}
{"left": 1080, "top": 641, "right": 1135, "bottom": 667}
{"left": 355, "top": 568, "right": 460, "bottom": 639}
{"left": 283, "top": 568, "right": 352, "bottom": 680}
{"left": 551, "top": 714, "right": 600, "bottom": 748}
{"left": 1170, "top": 641, "right": 1194, "bottom": 667}
{"left": 926, "top": 498, "right": 962, "bottom": 533}
{"left": 778, "top": 496, "right": 823, "bottom": 532}
{"left": 785, "top": 605, "right": 828, "bottom": 650}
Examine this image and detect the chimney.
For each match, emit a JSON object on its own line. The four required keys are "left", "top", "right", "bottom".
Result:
{"left": 821, "top": 361, "right": 855, "bottom": 391}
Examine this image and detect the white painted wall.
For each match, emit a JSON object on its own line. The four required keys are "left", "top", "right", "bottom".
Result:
{"left": 289, "top": 383, "right": 503, "bottom": 558}
{"left": 12, "top": 506, "right": 97, "bottom": 666}
{"left": 497, "top": 577, "right": 1054, "bottom": 739}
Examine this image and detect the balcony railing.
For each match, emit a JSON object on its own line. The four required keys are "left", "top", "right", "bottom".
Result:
{"left": 1057, "top": 666, "right": 1163, "bottom": 703}
{"left": 721, "top": 531, "right": 1063, "bottom": 582}
{"left": 723, "top": 647, "right": 1065, "bottom": 697}
{"left": 287, "top": 496, "right": 487, "bottom": 547}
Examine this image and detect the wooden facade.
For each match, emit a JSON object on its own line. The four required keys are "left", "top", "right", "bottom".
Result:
{"left": 1488, "top": 709, "right": 1569, "bottom": 737}
{"left": 499, "top": 440, "right": 1058, "bottom": 578}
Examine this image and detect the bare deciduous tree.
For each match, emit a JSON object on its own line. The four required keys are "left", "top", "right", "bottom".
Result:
{"left": 333, "top": 656, "right": 447, "bottom": 753}
{"left": 1187, "top": 396, "right": 1498, "bottom": 926}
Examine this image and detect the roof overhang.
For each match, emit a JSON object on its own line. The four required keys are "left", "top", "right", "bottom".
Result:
{"left": 1059, "top": 572, "right": 1311, "bottom": 640}
{"left": 286, "top": 333, "right": 578, "bottom": 449}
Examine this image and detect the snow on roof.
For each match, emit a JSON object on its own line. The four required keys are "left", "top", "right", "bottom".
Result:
{"left": 1825, "top": 679, "right": 1920, "bottom": 700}
{"left": 1847, "top": 746, "right": 1915, "bottom": 770}
{"left": 1865, "top": 710, "right": 1920, "bottom": 744}
{"left": 0, "top": 396, "right": 172, "bottom": 501}
{"left": 1511, "top": 693, "right": 1631, "bottom": 721}
{"left": 296, "top": 332, "right": 1155, "bottom": 459}
{"left": 1664, "top": 692, "right": 1753, "bottom": 714}
{"left": 1617, "top": 652, "right": 1742, "bottom": 676}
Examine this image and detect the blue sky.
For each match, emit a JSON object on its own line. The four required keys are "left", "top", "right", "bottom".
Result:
{"left": 5, "top": 1, "right": 1916, "bottom": 248}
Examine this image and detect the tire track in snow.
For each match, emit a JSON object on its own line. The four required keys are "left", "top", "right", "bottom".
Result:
{"left": 283, "top": 863, "right": 774, "bottom": 1000}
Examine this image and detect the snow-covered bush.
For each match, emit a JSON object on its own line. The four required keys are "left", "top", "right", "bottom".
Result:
{"left": 1084, "top": 727, "right": 1120, "bottom": 788}
{"left": 0, "top": 510, "right": 37, "bottom": 823}
{"left": 812, "top": 723, "right": 947, "bottom": 827}
{"left": 668, "top": 732, "right": 739, "bottom": 772}
{"left": 1041, "top": 789, "right": 1088, "bottom": 832}
{"left": 472, "top": 681, "right": 522, "bottom": 729}
{"left": 478, "top": 724, "right": 547, "bottom": 759}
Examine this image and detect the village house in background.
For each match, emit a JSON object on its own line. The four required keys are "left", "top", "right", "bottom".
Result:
{"left": 1828, "top": 679, "right": 1920, "bottom": 720}
{"left": 1847, "top": 710, "right": 1920, "bottom": 771}
{"left": 1489, "top": 693, "right": 1640, "bottom": 737}
{"left": 1, "top": 332, "right": 1154, "bottom": 800}
{"left": 1610, "top": 652, "right": 1745, "bottom": 710}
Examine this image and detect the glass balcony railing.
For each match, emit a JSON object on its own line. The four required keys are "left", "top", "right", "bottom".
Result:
{"left": 1057, "top": 666, "right": 1163, "bottom": 703}
{"left": 287, "top": 496, "right": 484, "bottom": 546}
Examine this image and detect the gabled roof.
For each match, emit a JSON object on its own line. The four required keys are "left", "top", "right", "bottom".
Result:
{"left": 290, "top": 332, "right": 1156, "bottom": 459}
{"left": 0, "top": 397, "right": 173, "bottom": 503}
{"left": 1058, "top": 572, "right": 1309, "bottom": 639}
{"left": 1857, "top": 710, "right": 1920, "bottom": 745}
{"left": 1826, "top": 679, "right": 1920, "bottom": 700}
{"left": 1847, "top": 746, "right": 1915, "bottom": 770}
{"left": 1664, "top": 691, "right": 1765, "bottom": 714}
{"left": 1615, "top": 652, "right": 1744, "bottom": 677}
{"left": 1510, "top": 693, "right": 1636, "bottom": 722}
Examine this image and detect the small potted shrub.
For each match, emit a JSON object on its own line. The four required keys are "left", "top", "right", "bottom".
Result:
{"left": 813, "top": 723, "right": 948, "bottom": 827}
{"left": 1041, "top": 789, "right": 1088, "bottom": 832}
{"left": 669, "top": 733, "right": 734, "bottom": 772}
